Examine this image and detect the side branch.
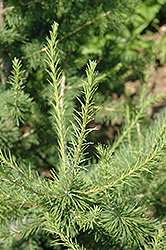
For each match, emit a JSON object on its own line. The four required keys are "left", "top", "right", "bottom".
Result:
{"left": 84, "top": 123, "right": 166, "bottom": 194}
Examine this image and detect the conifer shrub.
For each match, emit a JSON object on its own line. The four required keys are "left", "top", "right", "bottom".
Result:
{"left": 0, "top": 22, "right": 166, "bottom": 250}
{"left": 1, "top": 0, "right": 166, "bottom": 174}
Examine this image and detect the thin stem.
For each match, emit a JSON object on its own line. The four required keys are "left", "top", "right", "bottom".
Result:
{"left": 59, "top": 11, "right": 111, "bottom": 42}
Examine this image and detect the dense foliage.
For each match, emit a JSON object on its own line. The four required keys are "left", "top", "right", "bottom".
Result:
{"left": 0, "top": 0, "right": 166, "bottom": 249}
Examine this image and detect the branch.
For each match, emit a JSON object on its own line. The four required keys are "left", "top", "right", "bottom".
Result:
{"left": 59, "top": 11, "right": 111, "bottom": 42}
{"left": 84, "top": 122, "right": 166, "bottom": 195}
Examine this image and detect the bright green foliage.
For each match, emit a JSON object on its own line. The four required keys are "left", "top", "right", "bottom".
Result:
{"left": 0, "top": 22, "right": 166, "bottom": 250}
